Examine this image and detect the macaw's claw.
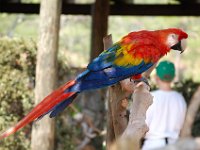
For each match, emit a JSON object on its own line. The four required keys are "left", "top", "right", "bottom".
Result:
{"left": 130, "top": 77, "right": 150, "bottom": 87}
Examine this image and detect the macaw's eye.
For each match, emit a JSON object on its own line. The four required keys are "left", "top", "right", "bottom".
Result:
{"left": 171, "top": 34, "right": 177, "bottom": 39}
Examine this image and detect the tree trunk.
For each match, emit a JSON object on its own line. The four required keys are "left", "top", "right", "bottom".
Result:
{"left": 90, "top": 0, "right": 109, "bottom": 60}
{"left": 31, "top": 0, "right": 62, "bottom": 150}
{"left": 110, "top": 82, "right": 152, "bottom": 150}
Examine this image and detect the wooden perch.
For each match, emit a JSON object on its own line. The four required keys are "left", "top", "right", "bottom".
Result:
{"left": 111, "top": 82, "right": 153, "bottom": 150}
{"left": 104, "top": 34, "right": 115, "bottom": 148}
{"left": 108, "top": 84, "right": 130, "bottom": 137}
{"left": 103, "top": 34, "right": 113, "bottom": 50}
{"left": 104, "top": 35, "right": 129, "bottom": 149}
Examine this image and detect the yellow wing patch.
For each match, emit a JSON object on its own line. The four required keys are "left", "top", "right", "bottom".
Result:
{"left": 114, "top": 45, "right": 143, "bottom": 67}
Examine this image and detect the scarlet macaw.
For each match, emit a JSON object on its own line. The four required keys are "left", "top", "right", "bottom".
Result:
{"left": 0, "top": 28, "right": 188, "bottom": 139}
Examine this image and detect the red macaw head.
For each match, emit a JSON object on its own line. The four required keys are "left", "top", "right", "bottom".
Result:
{"left": 155, "top": 28, "right": 188, "bottom": 53}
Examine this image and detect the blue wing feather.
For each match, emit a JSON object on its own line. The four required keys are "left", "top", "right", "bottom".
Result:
{"left": 70, "top": 61, "right": 154, "bottom": 92}
{"left": 87, "top": 44, "right": 120, "bottom": 71}
{"left": 36, "top": 94, "right": 78, "bottom": 119}
{"left": 49, "top": 94, "right": 78, "bottom": 118}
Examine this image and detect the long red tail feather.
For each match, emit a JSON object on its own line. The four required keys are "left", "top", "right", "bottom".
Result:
{"left": 0, "top": 80, "right": 76, "bottom": 140}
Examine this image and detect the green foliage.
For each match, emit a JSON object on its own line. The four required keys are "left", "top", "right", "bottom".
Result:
{"left": 173, "top": 79, "right": 200, "bottom": 104}
{"left": 0, "top": 37, "right": 78, "bottom": 149}
{"left": 0, "top": 37, "right": 36, "bottom": 150}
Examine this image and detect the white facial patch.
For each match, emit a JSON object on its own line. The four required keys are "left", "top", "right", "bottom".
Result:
{"left": 166, "top": 34, "right": 179, "bottom": 48}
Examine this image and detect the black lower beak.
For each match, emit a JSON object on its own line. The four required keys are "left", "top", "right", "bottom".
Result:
{"left": 171, "top": 41, "right": 183, "bottom": 53}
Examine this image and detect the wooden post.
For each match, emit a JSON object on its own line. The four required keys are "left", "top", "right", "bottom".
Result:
{"left": 31, "top": 0, "right": 62, "bottom": 150}
{"left": 87, "top": 0, "right": 110, "bottom": 148}
{"left": 90, "top": 0, "right": 109, "bottom": 60}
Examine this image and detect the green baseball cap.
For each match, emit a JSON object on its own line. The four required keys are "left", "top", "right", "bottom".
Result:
{"left": 156, "top": 60, "right": 175, "bottom": 82}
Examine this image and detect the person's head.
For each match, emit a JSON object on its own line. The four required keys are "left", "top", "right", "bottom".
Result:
{"left": 155, "top": 60, "right": 175, "bottom": 90}
{"left": 156, "top": 60, "right": 175, "bottom": 82}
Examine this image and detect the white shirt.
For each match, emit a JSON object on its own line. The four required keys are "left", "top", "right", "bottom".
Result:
{"left": 142, "top": 90, "right": 187, "bottom": 149}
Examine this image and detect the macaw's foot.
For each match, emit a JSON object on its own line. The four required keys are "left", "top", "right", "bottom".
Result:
{"left": 130, "top": 77, "right": 150, "bottom": 87}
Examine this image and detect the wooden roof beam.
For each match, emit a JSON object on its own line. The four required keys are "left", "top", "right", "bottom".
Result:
{"left": 1, "top": 3, "right": 200, "bottom": 16}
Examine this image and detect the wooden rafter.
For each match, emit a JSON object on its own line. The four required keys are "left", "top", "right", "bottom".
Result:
{"left": 1, "top": 3, "right": 200, "bottom": 16}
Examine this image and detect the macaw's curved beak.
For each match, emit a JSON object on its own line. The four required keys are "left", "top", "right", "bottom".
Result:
{"left": 171, "top": 41, "right": 184, "bottom": 54}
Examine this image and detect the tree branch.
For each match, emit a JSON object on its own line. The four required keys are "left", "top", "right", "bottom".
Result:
{"left": 104, "top": 35, "right": 129, "bottom": 149}
{"left": 181, "top": 86, "right": 200, "bottom": 137}
{"left": 111, "top": 82, "right": 153, "bottom": 150}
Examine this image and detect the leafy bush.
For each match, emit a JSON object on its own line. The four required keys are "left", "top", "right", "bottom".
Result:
{"left": 0, "top": 37, "right": 77, "bottom": 150}
{"left": 0, "top": 37, "right": 36, "bottom": 150}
